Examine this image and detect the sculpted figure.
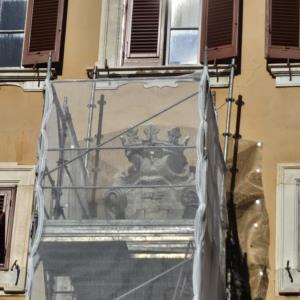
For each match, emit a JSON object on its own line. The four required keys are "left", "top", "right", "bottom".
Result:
{"left": 104, "top": 190, "right": 127, "bottom": 219}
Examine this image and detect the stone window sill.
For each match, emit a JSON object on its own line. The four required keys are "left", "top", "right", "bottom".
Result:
{"left": 87, "top": 64, "right": 234, "bottom": 88}
{"left": 268, "top": 63, "right": 300, "bottom": 87}
{"left": 0, "top": 68, "right": 50, "bottom": 91}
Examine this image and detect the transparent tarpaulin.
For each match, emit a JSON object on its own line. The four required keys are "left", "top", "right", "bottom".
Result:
{"left": 231, "top": 140, "right": 269, "bottom": 299}
{"left": 29, "top": 73, "right": 226, "bottom": 300}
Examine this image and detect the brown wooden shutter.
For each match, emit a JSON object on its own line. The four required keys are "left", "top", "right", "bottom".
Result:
{"left": 201, "top": 0, "right": 240, "bottom": 62}
{"left": 123, "top": 0, "right": 166, "bottom": 66}
{"left": 266, "top": 0, "right": 300, "bottom": 59}
{"left": 22, "top": 0, "right": 66, "bottom": 65}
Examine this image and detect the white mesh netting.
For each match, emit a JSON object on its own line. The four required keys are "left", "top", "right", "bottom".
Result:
{"left": 28, "top": 72, "right": 226, "bottom": 300}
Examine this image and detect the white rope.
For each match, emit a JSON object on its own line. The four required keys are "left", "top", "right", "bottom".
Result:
{"left": 26, "top": 79, "right": 54, "bottom": 299}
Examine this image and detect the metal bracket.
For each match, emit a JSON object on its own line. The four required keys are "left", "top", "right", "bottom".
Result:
{"left": 10, "top": 260, "right": 20, "bottom": 286}
{"left": 286, "top": 260, "right": 294, "bottom": 283}
{"left": 287, "top": 59, "right": 292, "bottom": 82}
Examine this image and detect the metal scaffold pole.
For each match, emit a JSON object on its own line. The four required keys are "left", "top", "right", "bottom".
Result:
{"left": 223, "top": 58, "right": 236, "bottom": 163}
{"left": 84, "top": 65, "right": 98, "bottom": 170}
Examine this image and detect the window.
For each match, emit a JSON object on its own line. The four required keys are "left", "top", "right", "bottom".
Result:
{"left": 276, "top": 164, "right": 300, "bottom": 294}
{"left": 168, "top": 0, "right": 201, "bottom": 64}
{"left": 0, "top": 0, "right": 66, "bottom": 68}
{"left": 0, "top": 0, "right": 66, "bottom": 85}
{"left": 0, "top": 187, "right": 16, "bottom": 270}
{"left": 99, "top": 0, "right": 241, "bottom": 68}
{"left": 266, "top": 0, "right": 300, "bottom": 59}
{"left": 0, "top": 0, "right": 27, "bottom": 67}
{"left": 0, "top": 164, "right": 35, "bottom": 293}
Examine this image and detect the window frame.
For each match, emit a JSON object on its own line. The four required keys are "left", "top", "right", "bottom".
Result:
{"left": 0, "top": 163, "right": 35, "bottom": 293}
{"left": 0, "top": 0, "right": 27, "bottom": 69}
{"left": 166, "top": 0, "right": 202, "bottom": 65}
{"left": 0, "top": 0, "right": 49, "bottom": 87}
{"left": 98, "top": 0, "right": 206, "bottom": 69}
{"left": 0, "top": 186, "right": 16, "bottom": 271}
{"left": 124, "top": 0, "right": 203, "bottom": 66}
{"left": 98, "top": 0, "right": 241, "bottom": 71}
{"left": 123, "top": 0, "right": 167, "bottom": 66}
{"left": 276, "top": 163, "right": 300, "bottom": 295}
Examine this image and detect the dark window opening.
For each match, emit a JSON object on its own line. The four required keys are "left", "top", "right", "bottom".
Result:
{"left": 0, "top": 187, "right": 16, "bottom": 270}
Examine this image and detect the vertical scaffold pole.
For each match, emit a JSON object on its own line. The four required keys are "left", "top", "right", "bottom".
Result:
{"left": 84, "top": 65, "right": 98, "bottom": 170}
{"left": 223, "top": 58, "right": 236, "bottom": 163}
{"left": 89, "top": 95, "right": 105, "bottom": 218}
{"left": 46, "top": 52, "right": 52, "bottom": 81}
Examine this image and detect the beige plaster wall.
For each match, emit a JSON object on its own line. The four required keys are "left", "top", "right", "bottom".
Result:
{"left": 214, "top": 0, "right": 300, "bottom": 299}
{"left": 59, "top": 0, "right": 100, "bottom": 79}
{"left": 0, "top": 86, "right": 42, "bottom": 165}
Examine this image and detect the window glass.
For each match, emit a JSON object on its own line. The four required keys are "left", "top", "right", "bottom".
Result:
{"left": 0, "top": 33, "right": 24, "bottom": 67}
{"left": 0, "top": 0, "right": 27, "bottom": 67}
{"left": 171, "top": 0, "right": 200, "bottom": 28}
{"left": 0, "top": 0, "right": 26, "bottom": 30}
{"left": 169, "top": 30, "right": 199, "bottom": 64}
{"left": 168, "top": 0, "right": 200, "bottom": 65}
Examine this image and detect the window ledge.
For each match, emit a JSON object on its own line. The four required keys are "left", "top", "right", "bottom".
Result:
{"left": 268, "top": 63, "right": 300, "bottom": 87}
{"left": 277, "top": 268, "right": 300, "bottom": 295}
{"left": 0, "top": 68, "right": 54, "bottom": 91}
{"left": 87, "top": 65, "right": 233, "bottom": 88}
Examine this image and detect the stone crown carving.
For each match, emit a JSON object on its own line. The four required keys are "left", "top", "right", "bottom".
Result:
{"left": 118, "top": 125, "right": 192, "bottom": 185}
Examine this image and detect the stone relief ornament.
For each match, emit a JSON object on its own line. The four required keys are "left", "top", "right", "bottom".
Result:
{"left": 104, "top": 125, "right": 198, "bottom": 219}
{"left": 104, "top": 189, "right": 127, "bottom": 219}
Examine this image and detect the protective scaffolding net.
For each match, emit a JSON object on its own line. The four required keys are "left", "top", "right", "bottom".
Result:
{"left": 29, "top": 72, "right": 227, "bottom": 300}
{"left": 226, "top": 139, "right": 270, "bottom": 299}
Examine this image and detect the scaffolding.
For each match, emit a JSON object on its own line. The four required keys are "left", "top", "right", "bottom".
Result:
{"left": 25, "top": 57, "right": 229, "bottom": 300}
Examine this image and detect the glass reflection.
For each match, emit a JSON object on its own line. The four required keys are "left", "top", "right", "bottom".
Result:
{"left": 0, "top": 33, "right": 23, "bottom": 67}
{"left": 0, "top": 0, "right": 27, "bottom": 30}
{"left": 169, "top": 30, "right": 199, "bottom": 65}
{"left": 171, "top": 0, "right": 200, "bottom": 28}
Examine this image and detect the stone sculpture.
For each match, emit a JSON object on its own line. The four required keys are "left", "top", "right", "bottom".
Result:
{"left": 105, "top": 125, "right": 198, "bottom": 219}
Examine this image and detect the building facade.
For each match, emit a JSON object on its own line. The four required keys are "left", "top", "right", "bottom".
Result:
{"left": 0, "top": 0, "right": 300, "bottom": 299}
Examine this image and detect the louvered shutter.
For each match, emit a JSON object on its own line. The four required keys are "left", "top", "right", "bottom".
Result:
{"left": 201, "top": 0, "right": 240, "bottom": 62}
{"left": 266, "top": 0, "right": 300, "bottom": 59}
{"left": 22, "top": 0, "right": 66, "bottom": 65}
{"left": 124, "top": 0, "right": 166, "bottom": 66}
